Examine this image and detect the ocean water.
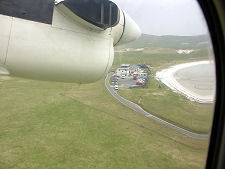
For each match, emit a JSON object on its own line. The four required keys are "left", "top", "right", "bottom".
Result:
{"left": 174, "top": 63, "right": 216, "bottom": 98}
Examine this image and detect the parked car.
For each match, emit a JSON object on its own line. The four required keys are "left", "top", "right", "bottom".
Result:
{"left": 136, "top": 82, "right": 143, "bottom": 85}
{"left": 112, "top": 78, "right": 118, "bottom": 82}
{"left": 137, "top": 79, "right": 145, "bottom": 83}
{"left": 121, "top": 74, "right": 126, "bottom": 79}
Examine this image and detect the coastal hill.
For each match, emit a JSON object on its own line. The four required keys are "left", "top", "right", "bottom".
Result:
{"left": 116, "top": 34, "right": 211, "bottom": 49}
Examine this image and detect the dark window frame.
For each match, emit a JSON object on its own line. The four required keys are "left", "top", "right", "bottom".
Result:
{"left": 198, "top": 0, "right": 225, "bottom": 169}
{"left": 0, "top": 0, "right": 54, "bottom": 24}
{"left": 61, "top": 0, "right": 120, "bottom": 29}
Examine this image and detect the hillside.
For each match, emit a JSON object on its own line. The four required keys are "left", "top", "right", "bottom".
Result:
{"left": 116, "top": 34, "right": 211, "bottom": 49}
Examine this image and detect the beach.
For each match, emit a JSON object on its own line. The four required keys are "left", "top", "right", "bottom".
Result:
{"left": 156, "top": 61, "right": 216, "bottom": 103}
{"left": 0, "top": 66, "right": 9, "bottom": 75}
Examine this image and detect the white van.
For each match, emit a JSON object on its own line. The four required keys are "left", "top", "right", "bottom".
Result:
{"left": 114, "top": 85, "right": 119, "bottom": 90}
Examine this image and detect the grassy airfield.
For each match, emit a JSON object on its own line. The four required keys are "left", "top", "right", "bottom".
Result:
{"left": 0, "top": 68, "right": 208, "bottom": 169}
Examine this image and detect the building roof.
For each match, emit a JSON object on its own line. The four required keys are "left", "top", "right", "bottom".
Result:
{"left": 120, "top": 64, "right": 130, "bottom": 68}
{"left": 129, "top": 65, "right": 138, "bottom": 69}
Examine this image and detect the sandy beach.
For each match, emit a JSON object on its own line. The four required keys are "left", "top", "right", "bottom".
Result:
{"left": 156, "top": 61, "right": 216, "bottom": 103}
{"left": 0, "top": 66, "right": 9, "bottom": 75}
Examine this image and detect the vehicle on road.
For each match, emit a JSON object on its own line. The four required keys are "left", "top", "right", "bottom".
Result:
{"left": 121, "top": 75, "right": 126, "bottom": 79}
{"left": 114, "top": 85, "right": 119, "bottom": 90}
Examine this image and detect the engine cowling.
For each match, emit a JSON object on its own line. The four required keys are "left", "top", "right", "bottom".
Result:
{"left": 0, "top": 0, "right": 141, "bottom": 83}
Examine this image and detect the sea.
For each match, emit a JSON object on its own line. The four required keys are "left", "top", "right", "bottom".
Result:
{"left": 174, "top": 62, "right": 216, "bottom": 99}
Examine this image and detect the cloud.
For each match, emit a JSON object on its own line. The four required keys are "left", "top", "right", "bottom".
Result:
{"left": 112, "top": 0, "right": 208, "bottom": 36}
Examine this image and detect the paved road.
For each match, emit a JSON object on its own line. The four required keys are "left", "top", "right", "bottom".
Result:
{"left": 105, "top": 73, "right": 209, "bottom": 139}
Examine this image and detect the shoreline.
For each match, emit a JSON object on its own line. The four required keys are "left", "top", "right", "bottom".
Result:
{"left": 155, "top": 60, "right": 215, "bottom": 103}
{"left": 0, "top": 66, "right": 10, "bottom": 75}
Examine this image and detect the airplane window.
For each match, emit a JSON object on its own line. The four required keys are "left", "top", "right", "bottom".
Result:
{"left": 0, "top": 0, "right": 218, "bottom": 169}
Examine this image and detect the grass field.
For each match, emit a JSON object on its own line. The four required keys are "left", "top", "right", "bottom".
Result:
{"left": 0, "top": 74, "right": 209, "bottom": 169}
{"left": 118, "top": 78, "right": 214, "bottom": 134}
{"left": 114, "top": 48, "right": 214, "bottom": 134}
{"left": 113, "top": 48, "right": 209, "bottom": 71}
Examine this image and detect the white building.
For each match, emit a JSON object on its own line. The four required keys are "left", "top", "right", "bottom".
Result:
{"left": 176, "top": 49, "right": 194, "bottom": 54}
{"left": 116, "top": 64, "right": 131, "bottom": 77}
{"left": 120, "top": 64, "right": 130, "bottom": 68}
{"left": 116, "top": 67, "right": 129, "bottom": 77}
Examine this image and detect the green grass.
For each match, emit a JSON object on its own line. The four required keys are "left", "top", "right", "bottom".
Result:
{"left": 0, "top": 75, "right": 209, "bottom": 169}
{"left": 118, "top": 78, "right": 214, "bottom": 134}
{"left": 116, "top": 34, "right": 210, "bottom": 49}
{"left": 114, "top": 48, "right": 214, "bottom": 134}
{"left": 113, "top": 49, "right": 208, "bottom": 72}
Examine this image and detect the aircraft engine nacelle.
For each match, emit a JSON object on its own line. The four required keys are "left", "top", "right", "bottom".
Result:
{"left": 0, "top": 0, "right": 141, "bottom": 83}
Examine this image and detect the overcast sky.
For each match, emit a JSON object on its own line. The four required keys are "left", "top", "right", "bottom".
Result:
{"left": 112, "top": 0, "right": 208, "bottom": 36}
